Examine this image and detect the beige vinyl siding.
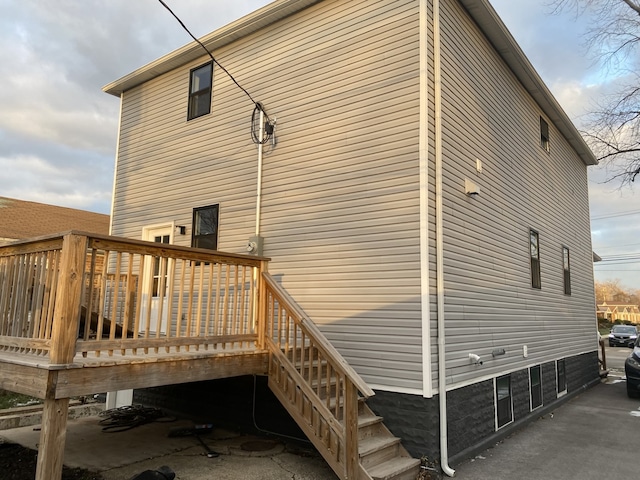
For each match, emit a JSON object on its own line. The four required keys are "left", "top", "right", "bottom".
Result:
{"left": 261, "top": 0, "right": 423, "bottom": 392}
{"left": 111, "top": 0, "right": 424, "bottom": 392}
{"left": 433, "top": 0, "right": 596, "bottom": 390}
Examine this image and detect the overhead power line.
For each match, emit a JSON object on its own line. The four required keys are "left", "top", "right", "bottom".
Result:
{"left": 157, "top": 0, "right": 259, "bottom": 108}
{"left": 595, "top": 242, "right": 640, "bottom": 250}
{"left": 157, "top": 0, "right": 273, "bottom": 145}
{"left": 591, "top": 209, "right": 640, "bottom": 221}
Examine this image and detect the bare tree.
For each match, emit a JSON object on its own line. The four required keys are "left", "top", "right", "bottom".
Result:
{"left": 595, "top": 278, "right": 640, "bottom": 303}
{"left": 552, "top": 0, "right": 640, "bottom": 186}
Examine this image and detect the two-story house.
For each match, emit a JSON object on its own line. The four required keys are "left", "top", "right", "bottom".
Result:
{"left": 101, "top": 0, "right": 599, "bottom": 475}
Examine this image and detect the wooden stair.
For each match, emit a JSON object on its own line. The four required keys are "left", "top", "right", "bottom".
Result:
{"left": 263, "top": 272, "right": 420, "bottom": 480}
{"left": 356, "top": 402, "right": 420, "bottom": 480}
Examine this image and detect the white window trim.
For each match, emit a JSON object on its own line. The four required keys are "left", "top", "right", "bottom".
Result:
{"left": 494, "top": 375, "right": 514, "bottom": 431}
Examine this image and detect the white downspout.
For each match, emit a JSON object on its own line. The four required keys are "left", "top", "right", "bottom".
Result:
{"left": 107, "top": 93, "right": 123, "bottom": 236}
{"left": 255, "top": 108, "right": 265, "bottom": 236}
{"left": 106, "top": 93, "right": 134, "bottom": 410}
{"left": 434, "top": 0, "right": 455, "bottom": 476}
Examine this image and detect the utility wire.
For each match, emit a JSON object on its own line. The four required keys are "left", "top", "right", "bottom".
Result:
{"left": 591, "top": 209, "right": 640, "bottom": 221}
{"left": 595, "top": 242, "right": 640, "bottom": 250}
{"left": 157, "top": 0, "right": 262, "bottom": 112}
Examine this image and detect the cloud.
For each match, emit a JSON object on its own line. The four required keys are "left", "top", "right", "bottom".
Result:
{"left": 0, "top": 0, "right": 270, "bottom": 214}
{"left": 0, "top": 129, "right": 113, "bottom": 213}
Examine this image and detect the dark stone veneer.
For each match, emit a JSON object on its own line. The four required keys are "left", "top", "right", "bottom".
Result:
{"left": 133, "top": 351, "right": 599, "bottom": 465}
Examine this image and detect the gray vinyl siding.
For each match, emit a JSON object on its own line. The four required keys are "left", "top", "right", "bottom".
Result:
{"left": 111, "top": 0, "right": 597, "bottom": 396}
{"left": 432, "top": 0, "right": 597, "bottom": 390}
{"left": 261, "top": 0, "right": 423, "bottom": 391}
{"left": 111, "top": 0, "right": 424, "bottom": 392}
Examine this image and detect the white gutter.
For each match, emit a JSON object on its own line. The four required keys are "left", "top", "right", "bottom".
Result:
{"left": 255, "top": 108, "right": 265, "bottom": 236}
{"left": 434, "top": 0, "right": 455, "bottom": 476}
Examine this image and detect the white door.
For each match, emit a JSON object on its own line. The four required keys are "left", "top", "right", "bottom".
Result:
{"left": 141, "top": 225, "right": 173, "bottom": 335}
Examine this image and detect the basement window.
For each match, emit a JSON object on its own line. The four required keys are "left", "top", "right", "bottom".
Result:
{"left": 188, "top": 62, "right": 212, "bottom": 120}
{"left": 540, "top": 117, "right": 550, "bottom": 152}
{"left": 192, "top": 204, "right": 219, "bottom": 250}
{"left": 530, "top": 365, "right": 542, "bottom": 410}
{"left": 563, "top": 246, "right": 571, "bottom": 295}
{"left": 530, "top": 229, "right": 541, "bottom": 289}
{"left": 557, "top": 359, "right": 567, "bottom": 397}
{"left": 496, "top": 375, "right": 513, "bottom": 429}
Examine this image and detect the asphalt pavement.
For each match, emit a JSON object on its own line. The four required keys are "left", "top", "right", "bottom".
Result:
{"left": 0, "top": 345, "right": 637, "bottom": 480}
{"left": 454, "top": 345, "right": 638, "bottom": 480}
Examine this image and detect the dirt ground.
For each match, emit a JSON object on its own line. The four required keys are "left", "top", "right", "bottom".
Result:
{"left": 0, "top": 443, "right": 104, "bottom": 480}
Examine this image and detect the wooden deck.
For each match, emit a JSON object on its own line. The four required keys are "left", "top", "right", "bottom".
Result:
{"left": 0, "top": 232, "right": 390, "bottom": 480}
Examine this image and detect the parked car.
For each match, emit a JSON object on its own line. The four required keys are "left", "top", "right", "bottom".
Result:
{"left": 608, "top": 325, "right": 638, "bottom": 348}
{"left": 625, "top": 338, "right": 640, "bottom": 398}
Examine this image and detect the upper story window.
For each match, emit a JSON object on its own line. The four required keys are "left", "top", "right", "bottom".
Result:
{"left": 188, "top": 62, "right": 212, "bottom": 120}
{"left": 530, "top": 229, "right": 541, "bottom": 289}
{"left": 540, "top": 117, "right": 550, "bottom": 152}
{"left": 192, "top": 204, "right": 219, "bottom": 250}
{"left": 563, "top": 246, "right": 571, "bottom": 295}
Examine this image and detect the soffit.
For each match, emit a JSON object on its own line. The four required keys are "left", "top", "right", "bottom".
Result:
{"left": 459, "top": 0, "right": 597, "bottom": 166}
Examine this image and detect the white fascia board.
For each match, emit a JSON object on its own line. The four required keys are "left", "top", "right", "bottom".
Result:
{"left": 458, "top": 0, "right": 597, "bottom": 167}
{"left": 103, "top": 0, "right": 322, "bottom": 96}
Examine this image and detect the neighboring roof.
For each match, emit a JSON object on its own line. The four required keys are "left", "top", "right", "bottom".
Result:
{"left": 0, "top": 197, "right": 110, "bottom": 241}
{"left": 593, "top": 252, "right": 602, "bottom": 262}
{"left": 103, "top": 0, "right": 597, "bottom": 167}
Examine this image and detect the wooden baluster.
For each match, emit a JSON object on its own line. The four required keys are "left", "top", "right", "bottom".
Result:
{"left": 213, "top": 263, "right": 222, "bottom": 345}
{"left": 121, "top": 253, "right": 134, "bottom": 355}
{"left": 132, "top": 253, "right": 145, "bottom": 354}
{"left": 108, "top": 252, "right": 123, "bottom": 356}
{"left": 185, "top": 261, "right": 196, "bottom": 350}
{"left": 164, "top": 257, "right": 175, "bottom": 353}
{"left": 221, "top": 264, "right": 231, "bottom": 348}
{"left": 155, "top": 256, "right": 168, "bottom": 352}
{"left": 204, "top": 262, "right": 214, "bottom": 346}
{"left": 195, "top": 261, "right": 205, "bottom": 350}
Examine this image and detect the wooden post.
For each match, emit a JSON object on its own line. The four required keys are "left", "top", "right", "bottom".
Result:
{"left": 36, "top": 374, "right": 70, "bottom": 480}
{"left": 344, "top": 381, "right": 359, "bottom": 480}
{"left": 36, "top": 233, "right": 87, "bottom": 480}
{"left": 49, "top": 233, "right": 88, "bottom": 364}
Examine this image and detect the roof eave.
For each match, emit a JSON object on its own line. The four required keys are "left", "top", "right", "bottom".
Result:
{"left": 102, "top": 0, "right": 322, "bottom": 97}
{"left": 103, "top": 0, "right": 598, "bottom": 167}
{"left": 459, "top": 0, "right": 598, "bottom": 167}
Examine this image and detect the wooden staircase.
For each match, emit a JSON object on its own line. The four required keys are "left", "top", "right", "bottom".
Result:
{"left": 262, "top": 273, "right": 420, "bottom": 480}
{"left": 357, "top": 402, "right": 421, "bottom": 480}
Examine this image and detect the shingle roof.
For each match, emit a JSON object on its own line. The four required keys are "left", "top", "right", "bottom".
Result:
{"left": 0, "top": 197, "right": 109, "bottom": 242}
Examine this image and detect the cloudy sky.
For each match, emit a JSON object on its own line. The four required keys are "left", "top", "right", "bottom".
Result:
{"left": 1, "top": 0, "right": 638, "bottom": 290}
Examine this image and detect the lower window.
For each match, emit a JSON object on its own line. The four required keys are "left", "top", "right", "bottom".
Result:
{"left": 496, "top": 375, "right": 513, "bottom": 429}
{"left": 192, "top": 204, "right": 219, "bottom": 250}
{"left": 557, "top": 359, "right": 567, "bottom": 396}
{"left": 530, "top": 365, "right": 542, "bottom": 410}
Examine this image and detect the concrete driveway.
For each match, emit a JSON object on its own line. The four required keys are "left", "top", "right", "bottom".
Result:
{"left": 1, "top": 352, "right": 637, "bottom": 480}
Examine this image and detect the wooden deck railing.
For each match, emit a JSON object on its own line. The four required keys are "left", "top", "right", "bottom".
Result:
{"left": 0, "top": 232, "right": 377, "bottom": 480}
{"left": 0, "top": 231, "right": 267, "bottom": 363}
{"left": 262, "top": 273, "right": 374, "bottom": 480}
